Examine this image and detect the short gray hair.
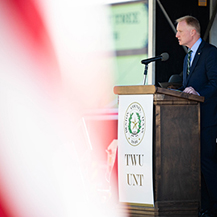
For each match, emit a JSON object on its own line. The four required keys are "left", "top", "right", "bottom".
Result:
{"left": 176, "top": 15, "right": 200, "bottom": 35}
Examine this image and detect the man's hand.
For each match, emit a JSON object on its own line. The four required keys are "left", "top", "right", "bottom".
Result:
{"left": 183, "top": 86, "right": 199, "bottom": 95}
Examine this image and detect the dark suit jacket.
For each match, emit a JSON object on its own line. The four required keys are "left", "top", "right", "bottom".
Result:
{"left": 180, "top": 40, "right": 217, "bottom": 128}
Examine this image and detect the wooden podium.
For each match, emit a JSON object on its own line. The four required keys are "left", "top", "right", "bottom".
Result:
{"left": 114, "top": 85, "right": 204, "bottom": 217}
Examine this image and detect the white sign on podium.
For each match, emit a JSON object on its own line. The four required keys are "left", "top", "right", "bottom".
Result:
{"left": 118, "top": 94, "right": 154, "bottom": 206}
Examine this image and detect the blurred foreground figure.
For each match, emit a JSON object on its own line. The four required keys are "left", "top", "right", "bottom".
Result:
{"left": 0, "top": 0, "right": 122, "bottom": 216}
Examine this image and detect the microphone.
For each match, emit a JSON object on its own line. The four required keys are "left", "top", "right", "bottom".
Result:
{"left": 141, "top": 52, "right": 169, "bottom": 65}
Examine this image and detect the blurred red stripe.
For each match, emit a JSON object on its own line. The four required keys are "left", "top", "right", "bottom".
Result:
{"left": 2, "top": 0, "right": 61, "bottom": 94}
{"left": 0, "top": 192, "right": 11, "bottom": 217}
{"left": 7, "top": 0, "right": 48, "bottom": 47}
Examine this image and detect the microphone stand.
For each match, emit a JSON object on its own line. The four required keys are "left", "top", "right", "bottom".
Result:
{"left": 143, "top": 64, "right": 148, "bottom": 85}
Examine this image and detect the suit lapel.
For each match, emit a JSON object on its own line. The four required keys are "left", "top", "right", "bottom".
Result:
{"left": 183, "top": 54, "right": 188, "bottom": 87}
{"left": 186, "top": 40, "right": 205, "bottom": 86}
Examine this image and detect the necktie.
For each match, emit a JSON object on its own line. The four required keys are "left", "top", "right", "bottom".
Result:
{"left": 187, "top": 50, "right": 192, "bottom": 75}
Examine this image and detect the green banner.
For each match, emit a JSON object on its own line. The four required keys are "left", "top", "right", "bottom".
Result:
{"left": 110, "top": 1, "right": 148, "bottom": 51}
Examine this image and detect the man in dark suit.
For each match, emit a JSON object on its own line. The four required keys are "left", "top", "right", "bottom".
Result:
{"left": 176, "top": 15, "right": 217, "bottom": 217}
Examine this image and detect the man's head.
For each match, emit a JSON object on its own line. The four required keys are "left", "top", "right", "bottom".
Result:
{"left": 175, "top": 15, "right": 201, "bottom": 48}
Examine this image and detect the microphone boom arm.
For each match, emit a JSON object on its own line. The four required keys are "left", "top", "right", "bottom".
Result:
{"left": 141, "top": 52, "right": 169, "bottom": 85}
{"left": 141, "top": 55, "right": 162, "bottom": 65}
{"left": 143, "top": 64, "right": 148, "bottom": 85}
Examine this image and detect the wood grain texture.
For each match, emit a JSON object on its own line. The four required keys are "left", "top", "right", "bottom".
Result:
{"left": 113, "top": 85, "right": 204, "bottom": 102}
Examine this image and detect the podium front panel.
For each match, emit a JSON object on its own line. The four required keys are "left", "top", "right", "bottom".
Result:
{"left": 118, "top": 94, "right": 154, "bottom": 206}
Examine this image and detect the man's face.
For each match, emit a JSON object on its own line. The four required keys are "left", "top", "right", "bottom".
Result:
{"left": 176, "top": 20, "right": 193, "bottom": 48}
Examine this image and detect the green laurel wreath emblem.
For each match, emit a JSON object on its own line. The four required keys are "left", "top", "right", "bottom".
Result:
{"left": 136, "top": 113, "right": 142, "bottom": 133}
{"left": 128, "top": 112, "right": 141, "bottom": 135}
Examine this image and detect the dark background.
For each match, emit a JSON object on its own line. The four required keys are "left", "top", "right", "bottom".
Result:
{"left": 155, "top": 0, "right": 210, "bottom": 85}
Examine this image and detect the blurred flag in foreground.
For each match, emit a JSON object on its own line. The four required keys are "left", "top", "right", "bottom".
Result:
{"left": 0, "top": 0, "right": 124, "bottom": 216}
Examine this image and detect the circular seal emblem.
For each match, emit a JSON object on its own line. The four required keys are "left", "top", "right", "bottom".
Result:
{"left": 124, "top": 102, "right": 146, "bottom": 146}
